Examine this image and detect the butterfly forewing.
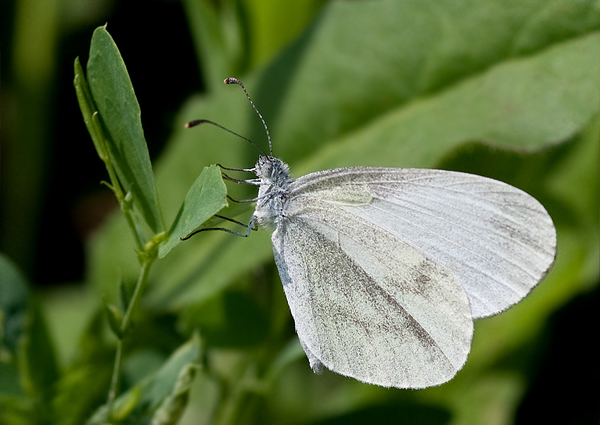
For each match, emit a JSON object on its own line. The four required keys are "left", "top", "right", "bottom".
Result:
{"left": 287, "top": 167, "right": 557, "bottom": 319}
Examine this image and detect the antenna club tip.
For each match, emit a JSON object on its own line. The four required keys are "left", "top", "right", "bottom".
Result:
{"left": 185, "top": 119, "right": 203, "bottom": 128}
{"left": 224, "top": 77, "right": 244, "bottom": 87}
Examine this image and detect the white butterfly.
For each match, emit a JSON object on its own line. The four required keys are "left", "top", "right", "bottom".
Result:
{"left": 252, "top": 156, "right": 555, "bottom": 389}
{"left": 194, "top": 78, "right": 557, "bottom": 389}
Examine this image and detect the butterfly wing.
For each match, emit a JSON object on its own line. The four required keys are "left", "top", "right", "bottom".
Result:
{"left": 272, "top": 201, "right": 473, "bottom": 388}
{"left": 271, "top": 166, "right": 556, "bottom": 387}
{"left": 287, "top": 167, "right": 557, "bottom": 319}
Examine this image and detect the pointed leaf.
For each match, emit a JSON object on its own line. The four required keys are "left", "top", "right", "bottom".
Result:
{"left": 158, "top": 164, "right": 228, "bottom": 258}
{"left": 17, "top": 301, "right": 60, "bottom": 403}
{"left": 74, "top": 57, "right": 108, "bottom": 162}
{"left": 150, "top": 363, "right": 198, "bottom": 425}
{"left": 0, "top": 254, "right": 29, "bottom": 357}
{"left": 87, "top": 26, "right": 164, "bottom": 234}
{"left": 0, "top": 256, "right": 59, "bottom": 407}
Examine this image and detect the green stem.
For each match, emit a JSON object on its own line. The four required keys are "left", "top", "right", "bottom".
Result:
{"left": 120, "top": 258, "right": 154, "bottom": 334}
{"left": 102, "top": 162, "right": 144, "bottom": 253}
{"left": 106, "top": 256, "right": 155, "bottom": 415}
{"left": 107, "top": 341, "right": 123, "bottom": 408}
{"left": 123, "top": 211, "right": 144, "bottom": 253}
{"left": 90, "top": 111, "right": 144, "bottom": 253}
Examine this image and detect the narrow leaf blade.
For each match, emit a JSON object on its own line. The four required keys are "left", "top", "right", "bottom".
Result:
{"left": 159, "top": 164, "right": 228, "bottom": 258}
{"left": 87, "top": 26, "right": 164, "bottom": 234}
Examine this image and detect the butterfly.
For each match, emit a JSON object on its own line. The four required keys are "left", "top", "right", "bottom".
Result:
{"left": 189, "top": 78, "right": 556, "bottom": 389}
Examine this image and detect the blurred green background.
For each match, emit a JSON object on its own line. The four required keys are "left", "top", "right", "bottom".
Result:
{"left": 1, "top": 1, "right": 599, "bottom": 424}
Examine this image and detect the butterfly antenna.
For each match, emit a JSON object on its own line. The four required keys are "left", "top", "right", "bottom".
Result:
{"left": 185, "top": 119, "right": 265, "bottom": 156}
{"left": 224, "top": 77, "right": 273, "bottom": 156}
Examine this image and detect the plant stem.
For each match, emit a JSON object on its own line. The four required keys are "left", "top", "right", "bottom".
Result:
{"left": 107, "top": 341, "right": 123, "bottom": 407}
{"left": 102, "top": 163, "right": 144, "bottom": 253}
{"left": 121, "top": 258, "right": 154, "bottom": 334}
{"left": 123, "top": 212, "right": 144, "bottom": 253}
{"left": 106, "top": 256, "right": 155, "bottom": 414}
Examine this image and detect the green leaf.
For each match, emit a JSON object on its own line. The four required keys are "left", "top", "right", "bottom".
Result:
{"left": 74, "top": 57, "right": 108, "bottom": 163}
{"left": 0, "top": 255, "right": 59, "bottom": 414}
{"left": 298, "top": 31, "right": 600, "bottom": 172}
{"left": 0, "top": 255, "right": 30, "bottom": 424}
{"left": 244, "top": 0, "right": 326, "bottom": 68}
{"left": 110, "top": 385, "right": 141, "bottom": 421}
{"left": 87, "top": 26, "right": 164, "bottom": 235}
{"left": 182, "top": 0, "right": 324, "bottom": 89}
{"left": 17, "top": 301, "right": 60, "bottom": 403}
{"left": 158, "top": 164, "right": 228, "bottom": 259}
{"left": 86, "top": 333, "right": 201, "bottom": 424}
{"left": 51, "top": 310, "right": 114, "bottom": 425}
{"left": 0, "top": 254, "right": 29, "bottom": 359}
{"left": 180, "top": 289, "right": 270, "bottom": 348}
{"left": 181, "top": 0, "right": 242, "bottom": 91}
{"left": 150, "top": 363, "right": 198, "bottom": 425}
{"left": 3, "top": 299, "right": 60, "bottom": 424}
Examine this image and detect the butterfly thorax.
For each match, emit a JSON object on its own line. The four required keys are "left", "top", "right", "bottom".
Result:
{"left": 253, "top": 156, "right": 293, "bottom": 229}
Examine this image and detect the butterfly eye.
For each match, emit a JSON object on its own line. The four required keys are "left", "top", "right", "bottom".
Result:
{"left": 255, "top": 156, "right": 273, "bottom": 178}
{"left": 264, "top": 163, "right": 273, "bottom": 177}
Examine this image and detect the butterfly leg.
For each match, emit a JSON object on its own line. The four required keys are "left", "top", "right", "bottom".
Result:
{"left": 180, "top": 215, "right": 258, "bottom": 240}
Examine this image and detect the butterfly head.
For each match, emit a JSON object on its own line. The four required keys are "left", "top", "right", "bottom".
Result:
{"left": 255, "top": 155, "right": 292, "bottom": 187}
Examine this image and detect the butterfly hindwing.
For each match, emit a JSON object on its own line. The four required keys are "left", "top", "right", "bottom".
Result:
{"left": 272, "top": 206, "right": 473, "bottom": 388}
